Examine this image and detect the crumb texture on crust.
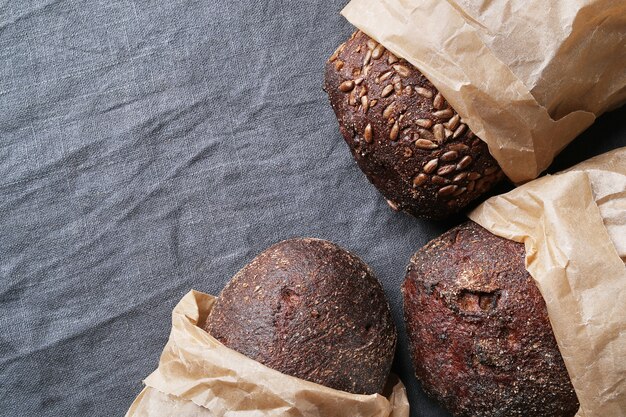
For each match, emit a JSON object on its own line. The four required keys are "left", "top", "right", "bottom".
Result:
{"left": 402, "top": 221, "right": 579, "bottom": 416}
{"left": 324, "top": 31, "right": 504, "bottom": 219}
{"left": 204, "top": 238, "right": 397, "bottom": 395}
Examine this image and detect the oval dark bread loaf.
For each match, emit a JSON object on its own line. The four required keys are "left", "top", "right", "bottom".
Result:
{"left": 203, "top": 238, "right": 397, "bottom": 395}
{"left": 324, "top": 31, "right": 505, "bottom": 219}
{"left": 402, "top": 221, "right": 578, "bottom": 416}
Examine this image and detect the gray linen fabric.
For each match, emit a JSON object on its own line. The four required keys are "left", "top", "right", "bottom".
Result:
{"left": 1, "top": 1, "right": 624, "bottom": 416}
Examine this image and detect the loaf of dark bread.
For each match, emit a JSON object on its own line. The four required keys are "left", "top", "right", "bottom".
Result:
{"left": 324, "top": 31, "right": 504, "bottom": 219}
{"left": 402, "top": 221, "right": 578, "bottom": 416}
{"left": 204, "top": 238, "right": 397, "bottom": 395}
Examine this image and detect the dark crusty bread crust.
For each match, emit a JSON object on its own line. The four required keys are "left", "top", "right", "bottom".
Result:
{"left": 324, "top": 31, "right": 504, "bottom": 219}
{"left": 402, "top": 221, "right": 578, "bottom": 416}
{"left": 204, "top": 238, "right": 397, "bottom": 395}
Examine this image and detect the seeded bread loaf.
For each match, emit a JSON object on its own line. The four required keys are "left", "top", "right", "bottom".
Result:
{"left": 402, "top": 221, "right": 578, "bottom": 416}
{"left": 203, "top": 238, "right": 397, "bottom": 395}
{"left": 324, "top": 31, "right": 504, "bottom": 219}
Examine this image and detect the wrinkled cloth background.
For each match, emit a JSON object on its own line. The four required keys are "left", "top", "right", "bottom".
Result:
{"left": 0, "top": 1, "right": 624, "bottom": 416}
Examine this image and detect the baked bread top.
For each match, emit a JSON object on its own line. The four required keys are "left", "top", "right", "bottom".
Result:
{"left": 325, "top": 31, "right": 504, "bottom": 219}
{"left": 204, "top": 238, "right": 397, "bottom": 395}
{"left": 403, "top": 221, "right": 578, "bottom": 416}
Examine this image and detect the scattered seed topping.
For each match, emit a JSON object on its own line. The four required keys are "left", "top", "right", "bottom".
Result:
{"left": 433, "top": 124, "right": 445, "bottom": 142}
{"left": 441, "top": 151, "right": 459, "bottom": 162}
{"left": 438, "top": 184, "right": 458, "bottom": 197}
{"left": 381, "top": 84, "right": 394, "bottom": 97}
{"left": 361, "top": 96, "right": 369, "bottom": 112}
{"left": 437, "top": 164, "right": 456, "bottom": 176}
{"left": 386, "top": 199, "right": 399, "bottom": 211}
{"left": 449, "top": 143, "right": 469, "bottom": 152}
{"left": 389, "top": 121, "right": 399, "bottom": 141}
{"left": 456, "top": 155, "right": 473, "bottom": 171}
{"left": 329, "top": 32, "right": 504, "bottom": 211}
{"left": 432, "top": 175, "right": 450, "bottom": 185}
{"left": 415, "top": 87, "right": 433, "bottom": 98}
{"left": 383, "top": 102, "right": 396, "bottom": 119}
{"left": 423, "top": 158, "right": 439, "bottom": 174}
{"left": 453, "top": 186, "right": 467, "bottom": 196}
{"left": 349, "top": 90, "right": 357, "bottom": 106}
{"left": 433, "top": 109, "right": 454, "bottom": 119}
{"left": 416, "top": 119, "right": 433, "bottom": 128}
{"left": 453, "top": 172, "right": 468, "bottom": 183}
{"left": 415, "top": 139, "right": 438, "bottom": 150}
{"left": 433, "top": 93, "right": 445, "bottom": 109}
{"left": 445, "top": 114, "right": 460, "bottom": 130}
{"left": 393, "top": 64, "right": 410, "bottom": 77}
{"left": 413, "top": 173, "right": 428, "bottom": 187}
{"left": 330, "top": 43, "right": 345, "bottom": 62}
{"left": 453, "top": 124, "right": 467, "bottom": 139}
{"left": 363, "top": 50, "right": 372, "bottom": 66}
{"left": 364, "top": 123, "right": 373, "bottom": 143}
{"left": 339, "top": 80, "right": 355, "bottom": 92}
{"left": 418, "top": 128, "right": 430, "bottom": 137}
{"left": 380, "top": 71, "right": 393, "bottom": 82}
{"left": 372, "top": 44, "right": 385, "bottom": 60}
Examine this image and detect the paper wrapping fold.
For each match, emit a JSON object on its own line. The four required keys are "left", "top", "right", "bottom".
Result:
{"left": 125, "top": 290, "right": 410, "bottom": 417}
{"left": 341, "top": 0, "right": 626, "bottom": 183}
{"left": 467, "top": 147, "right": 626, "bottom": 416}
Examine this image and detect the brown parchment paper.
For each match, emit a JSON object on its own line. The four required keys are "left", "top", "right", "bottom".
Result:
{"left": 125, "top": 290, "right": 410, "bottom": 417}
{"left": 341, "top": 0, "right": 626, "bottom": 183}
{"left": 468, "top": 147, "right": 626, "bottom": 416}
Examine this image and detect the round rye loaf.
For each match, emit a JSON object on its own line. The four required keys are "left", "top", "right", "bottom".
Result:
{"left": 324, "top": 31, "right": 504, "bottom": 219}
{"left": 204, "top": 238, "right": 397, "bottom": 395}
{"left": 402, "top": 221, "right": 578, "bottom": 416}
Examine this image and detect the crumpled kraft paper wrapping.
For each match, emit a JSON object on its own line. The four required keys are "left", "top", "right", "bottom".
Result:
{"left": 341, "top": 0, "right": 626, "bottom": 183}
{"left": 468, "top": 147, "right": 626, "bottom": 417}
{"left": 125, "top": 290, "right": 410, "bottom": 417}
